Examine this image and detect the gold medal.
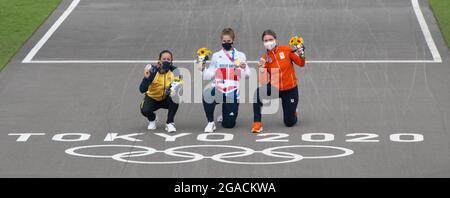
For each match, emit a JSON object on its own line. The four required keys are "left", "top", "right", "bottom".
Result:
{"left": 234, "top": 59, "right": 241, "bottom": 66}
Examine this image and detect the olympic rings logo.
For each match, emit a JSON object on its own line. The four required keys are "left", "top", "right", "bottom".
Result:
{"left": 65, "top": 144, "right": 354, "bottom": 165}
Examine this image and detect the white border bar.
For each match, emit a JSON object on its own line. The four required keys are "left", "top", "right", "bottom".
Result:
{"left": 22, "top": 0, "right": 443, "bottom": 64}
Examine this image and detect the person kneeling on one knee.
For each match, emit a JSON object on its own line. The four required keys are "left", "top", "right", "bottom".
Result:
{"left": 199, "top": 28, "right": 250, "bottom": 133}
{"left": 251, "top": 29, "right": 306, "bottom": 133}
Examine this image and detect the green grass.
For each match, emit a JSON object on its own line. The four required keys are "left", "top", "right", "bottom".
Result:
{"left": 429, "top": 0, "right": 450, "bottom": 49}
{"left": 0, "top": 0, "right": 61, "bottom": 71}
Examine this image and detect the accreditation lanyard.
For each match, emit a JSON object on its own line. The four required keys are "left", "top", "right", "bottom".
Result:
{"left": 223, "top": 49, "right": 235, "bottom": 63}
{"left": 222, "top": 49, "right": 237, "bottom": 98}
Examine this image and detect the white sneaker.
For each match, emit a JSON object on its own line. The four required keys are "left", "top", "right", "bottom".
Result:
{"left": 147, "top": 116, "right": 158, "bottom": 130}
{"left": 204, "top": 122, "right": 216, "bottom": 133}
{"left": 165, "top": 123, "right": 177, "bottom": 133}
{"left": 217, "top": 115, "right": 223, "bottom": 123}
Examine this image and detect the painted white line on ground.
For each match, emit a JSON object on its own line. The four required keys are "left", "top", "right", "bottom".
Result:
{"left": 22, "top": 0, "right": 443, "bottom": 64}
{"left": 26, "top": 59, "right": 441, "bottom": 64}
{"left": 412, "top": 0, "right": 442, "bottom": 63}
{"left": 22, "top": 0, "right": 80, "bottom": 63}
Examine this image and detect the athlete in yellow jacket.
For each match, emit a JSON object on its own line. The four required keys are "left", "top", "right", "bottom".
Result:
{"left": 139, "top": 50, "right": 182, "bottom": 132}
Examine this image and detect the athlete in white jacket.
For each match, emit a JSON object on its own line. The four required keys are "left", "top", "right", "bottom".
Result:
{"left": 200, "top": 28, "right": 250, "bottom": 132}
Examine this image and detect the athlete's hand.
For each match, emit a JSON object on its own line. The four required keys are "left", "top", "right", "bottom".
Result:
{"left": 258, "top": 58, "right": 266, "bottom": 68}
{"left": 196, "top": 61, "right": 207, "bottom": 71}
{"left": 144, "top": 65, "right": 151, "bottom": 78}
{"left": 239, "top": 61, "right": 247, "bottom": 69}
{"left": 195, "top": 55, "right": 206, "bottom": 71}
{"left": 296, "top": 44, "right": 305, "bottom": 58}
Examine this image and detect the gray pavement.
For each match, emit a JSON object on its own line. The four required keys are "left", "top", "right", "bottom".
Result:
{"left": 0, "top": 0, "right": 449, "bottom": 177}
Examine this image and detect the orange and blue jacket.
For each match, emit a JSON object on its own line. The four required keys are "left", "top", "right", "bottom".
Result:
{"left": 259, "top": 45, "right": 305, "bottom": 91}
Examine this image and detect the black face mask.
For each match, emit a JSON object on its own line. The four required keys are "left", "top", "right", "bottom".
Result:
{"left": 222, "top": 42, "right": 233, "bottom": 51}
{"left": 160, "top": 61, "right": 172, "bottom": 72}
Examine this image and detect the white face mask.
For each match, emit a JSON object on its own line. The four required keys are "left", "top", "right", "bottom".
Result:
{"left": 264, "top": 40, "right": 276, "bottom": 50}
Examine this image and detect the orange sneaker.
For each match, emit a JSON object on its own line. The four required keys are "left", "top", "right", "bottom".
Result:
{"left": 251, "top": 122, "right": 263, "bottom": 133}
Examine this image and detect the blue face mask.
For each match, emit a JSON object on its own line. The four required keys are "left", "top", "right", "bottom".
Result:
{"left": 161, "top": 61, "right": 172, "bottom": 72}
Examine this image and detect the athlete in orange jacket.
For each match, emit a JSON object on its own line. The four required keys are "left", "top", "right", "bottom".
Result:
{"left": 252, "top": 29, "right": 305, "bottom": 133}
